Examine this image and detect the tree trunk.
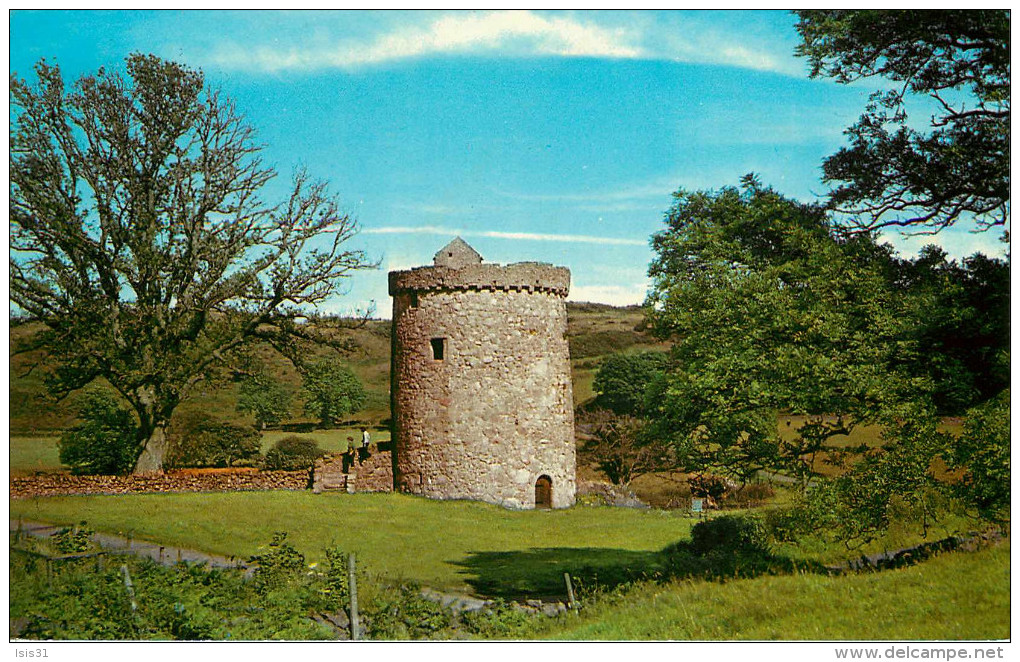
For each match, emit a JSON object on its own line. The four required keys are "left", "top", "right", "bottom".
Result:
{"left": 133, "top": 425, "right": 169, "bottom": 474}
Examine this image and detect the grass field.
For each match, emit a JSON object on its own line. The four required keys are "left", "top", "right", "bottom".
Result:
{"left": 538, "top": 540, "right": 1010, "bottom": 640}
{"left": 9, "top": 491, "right": 693, "bottom": 596}
{"left": 9, "top": 489, "right": 1007, "bottom": 640}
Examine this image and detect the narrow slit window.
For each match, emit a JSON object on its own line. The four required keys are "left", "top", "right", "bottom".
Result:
{"left": 430, "top": 337, "right": 446, "bottom": 361}
{"left": 410, "top": 292, "right": 419, "bottom": 308}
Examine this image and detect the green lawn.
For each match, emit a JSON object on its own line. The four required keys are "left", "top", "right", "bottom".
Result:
{"left": 9, "top": 491, "right": 692, "bottom": 596}
{"left": 540, "top": 540, "right": 1010, "bottom": 640}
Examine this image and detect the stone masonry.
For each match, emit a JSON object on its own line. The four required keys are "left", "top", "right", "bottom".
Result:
{"left": 388, "top": 238, "right": 576, "bottom": 509}
{"left": 312, "top": 442, "right": 395, "bottom": 494}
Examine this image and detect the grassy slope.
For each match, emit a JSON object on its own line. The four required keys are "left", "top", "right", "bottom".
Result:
{"left": 541, "top": 541, "right": 1010, "bottom": 640}
{"left": 9, "top": 303, "right": 664, "bottom": 472}
{"left": 9, "top": 304, "right": 660, "bottom": 433}
{"left": 9, "top": 491, "right": 692, "bottom": 596}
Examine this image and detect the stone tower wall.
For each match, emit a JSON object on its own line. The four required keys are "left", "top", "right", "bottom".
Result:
{"left": 389, "top": 263, "right": 576, "bottom": 509}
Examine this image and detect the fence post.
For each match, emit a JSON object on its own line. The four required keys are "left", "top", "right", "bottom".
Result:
{"left": 348, "top": 553, "right": 360, "bottom": 640}
{"left": 564, "top": 572, "right": 576, "bottom": 609}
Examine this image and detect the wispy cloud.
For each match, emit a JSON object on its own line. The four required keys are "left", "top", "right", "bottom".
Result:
{"left": 364, "top": 225, "right": 646, "bottom": 246}
{"left": 493, "top": 176, "right": 679, "bottom": 204}
{"left": 208, "top": 11, "right": 642, "bottom": 72}
{"left": 199, "top": 10, "right": 800, "bottom": 76}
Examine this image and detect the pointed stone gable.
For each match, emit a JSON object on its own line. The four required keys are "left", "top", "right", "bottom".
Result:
{"left": 433, "top": 237, "right": 483, "bottom": 268}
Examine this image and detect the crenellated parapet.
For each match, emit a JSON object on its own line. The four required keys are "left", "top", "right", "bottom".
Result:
{"left": 389, "top": 262, "right": 570, "bottom": 297}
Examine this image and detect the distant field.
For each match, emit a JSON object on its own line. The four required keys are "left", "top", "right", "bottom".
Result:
{"left": 9, "top": 435, "right": 63, "bottom": 476}
{"left": 9, "top": 428, "right": 392, "bottom": 475}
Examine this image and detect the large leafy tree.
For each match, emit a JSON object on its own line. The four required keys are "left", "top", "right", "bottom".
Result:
{"left": 646, "top": 177, "right": 927, "bottom": 488}
{"left": 10, "top": 55, "right": 374, "bottom": 472}
{"left": 795, "top": 10, "right": 1009, "bottom": 233}
{"left": 591, "top": 350, "right": 668, "bottom": 416}
{"left": 647, "top": 176, "right": 1008, "bottom": 542}
{"left": 300, "top": 359, "right": 366, "bottom": 428}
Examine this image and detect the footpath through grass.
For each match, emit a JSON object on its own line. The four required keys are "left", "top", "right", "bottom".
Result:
{"left": 538, "top": 540, "right": 1010, "bottom": 640}
{"left": 9, "top": 491, "right": 690, "bottom": 596}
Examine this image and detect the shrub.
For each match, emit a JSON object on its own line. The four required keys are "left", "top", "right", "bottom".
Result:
{"left": 165, "top": 413, "right": 262, "bottom": 469}
{"left": 58, "top": 390, "right": 138, "bottom": 475}
{"left": 663, "top": 515, "right": 778, "bottom": 580}
{"left": 723, "top": 483, "right": 775, "bottom": 508}
{"left": 366, "top": 582, "right": 451, "bottom": 640}
{"left": 688, "top": 515, "right": 770, "bottom": 556}
{"left": 50, "top": 522, "right": 94, "bottom": 554}
{"left": 460, "top": 599, "right": 538, "bottom": 638}
{"left": 688, "top": 474, "right": 732, "bottom": 502}
{"left": 263, "top": 436, "right": 326, "bottom": 471}
{"left": 248, "top": 532, "right": 306, "bottom": 595}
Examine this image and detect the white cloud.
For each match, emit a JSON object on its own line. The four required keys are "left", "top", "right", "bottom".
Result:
{"left": 568, "top": 282, "right": 650, "bottom": 307}
{"left": 364, "top": 224, "right": 646, "bottom": 246}
{"left": 209, "top": 11, "right": 642, "bottom": 72}
{"left": 880, "top": 227, "right": 1010, "bottom": 262}
{"left": 200, "top": 11, "right": 799, "bottom": 76}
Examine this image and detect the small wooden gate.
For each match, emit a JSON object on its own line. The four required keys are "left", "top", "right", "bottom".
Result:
{"left": 535, "top": 475, "right": 553, "bottom": 509}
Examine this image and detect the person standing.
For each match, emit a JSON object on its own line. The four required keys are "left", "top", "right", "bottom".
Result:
{"left": 358, "top": 427, "right": 371, "bottom": 463}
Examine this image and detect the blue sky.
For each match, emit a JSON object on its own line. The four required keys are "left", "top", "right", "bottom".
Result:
{"left": 10, "top": 10, "right": 1008, "bottom": 317}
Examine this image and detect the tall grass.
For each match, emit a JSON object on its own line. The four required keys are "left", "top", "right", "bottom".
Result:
{"left": 539, "top": 541, "right": 1009, "bottom": 640}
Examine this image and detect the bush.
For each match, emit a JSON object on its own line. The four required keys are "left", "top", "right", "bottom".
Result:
{"left": 50, "top": 522, "right": 94, "bottom": 554}
{"left": 723, "top": 483, "right": 775, "bottom": 508}
{"left": 663, "top": 515, "right": 778, "bottom": 580}
{"left": 247, "top": 532, "right": 306, "bottom": 595}
{"left": 263, "top": 436, "right": 326, "bottom": 471}
{"left": 366, "top": 582, "right": 451, "bottom": 640}
{"left": 58, "top": 390, "right": 138, "bottom": 475}
{"left": 165, "top": 413, "right": 262, "bottom": 469}
{"left": 460, "top": 599, "right": 538, "bottom": 638}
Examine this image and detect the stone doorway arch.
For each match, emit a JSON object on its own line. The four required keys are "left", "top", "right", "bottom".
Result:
{"left": 535, "top": 475, "right": 553, "bottom": 509}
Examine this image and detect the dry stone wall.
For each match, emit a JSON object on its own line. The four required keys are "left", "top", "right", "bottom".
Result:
{"left": 312, "top": 443, "right": 394, "bottom": 494}
{"left": 389, "top": 255, "right": 576, "bottom": 509}
{"left": 10, "top": 469, "right": 310, "bottom": 499}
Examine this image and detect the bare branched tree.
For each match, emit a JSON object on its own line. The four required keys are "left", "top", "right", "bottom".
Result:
{"left": 10, "top": 54, "right": 376, "bottom": 472}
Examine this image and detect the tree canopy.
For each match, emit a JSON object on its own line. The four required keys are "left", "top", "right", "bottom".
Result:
{"left": 795, "top": 10, "right": 1010, "bottom": 233}
{"left": 645, "top": 177, "right": 1008, "bottom": 541}
{"left": 647, "top": 177, "right": 916, "bottom": 488}
{"left": 10, "top": 54, "right": 374, "bottom": 472}
{"left": 300, "top": 359, "right": 366, "bottom": 428}
{"left": 592, "top": 350, "right": 668, "bottom": 416}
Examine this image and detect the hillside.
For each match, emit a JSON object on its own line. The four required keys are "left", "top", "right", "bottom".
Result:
{"left": 9, "top": 303, "right": 667, "bottom": 435}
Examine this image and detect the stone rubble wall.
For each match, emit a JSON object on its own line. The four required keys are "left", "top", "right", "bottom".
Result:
{"left": 10, "top": 469, "right": 310, "bottom": 499}
{"left": 391, "top": 281, "right": 576, "bottom": 509}
{"left": 312, "top": 443, "right": 394, "bottom": 494}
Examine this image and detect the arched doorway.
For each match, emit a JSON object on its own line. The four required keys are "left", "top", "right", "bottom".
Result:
{"left": 535, "top": 475, "right": 553, "bottom": 509}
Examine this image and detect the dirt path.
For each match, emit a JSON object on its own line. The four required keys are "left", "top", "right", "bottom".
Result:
{"left": 10, "top": 519, "right": 251, "bottom": 573}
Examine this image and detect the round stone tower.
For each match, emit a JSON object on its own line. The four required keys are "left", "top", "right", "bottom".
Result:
{"left": 388, "top": 237, "right": 576, "bottom": 509}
